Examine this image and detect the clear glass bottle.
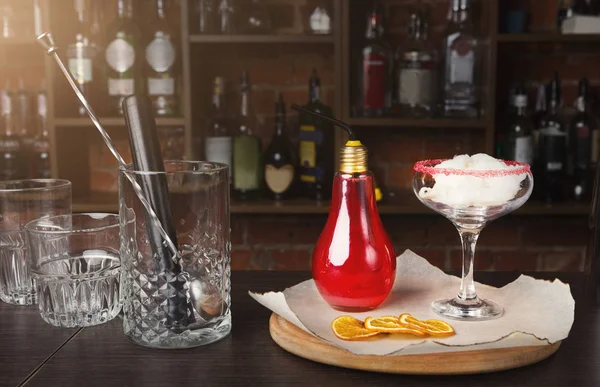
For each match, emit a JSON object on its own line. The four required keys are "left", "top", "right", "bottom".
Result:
{"left": 217, "top": 0, "right": 235, "bottom": 34}
{"left": 442, "top": 0, "right": 479, "bottom": 118}
{"left": 30, "top": 82, "right": 51, "bottom": 179}
{"left": 264, "top": 94, "right": 297, "bottom": 201}
{"left": 356, "top": 2, "right": 392, "bottom": 117}
{"left": 0, "top": 81, "right": 24, "bottom": 180}
{"left": 145, "top": 0, "right": 178, "bottom": 117}
{"left": 299, "top": 69, "right": 334, "bottom": 201}
{"left": 232, "top": 71, "right": 262, "bottom": 200}
{"left": 197, "top": 0, "right": 217, "bottom": 34}
{"left": 68, "top": 0, "right": 97, "bottom": 117}
{"left": 504, "top": 85, "right": 534, "bottom": 165}
{"left": 395, "top": 11, "right": 437, "bottom": 117}
{"left": 205, "top": 76, "right": 232, "bottom": 170}
{"left": 105, "top": 0, "right": 140, "bottom": 116}
{"left": 539, "top": 72, "right": 567, "bottom": 203}
{"left": 570, "top": 77, "right": 598, "bottom": 201}
{"left": 15, "top": 78, "right": 33, "bottom": 177}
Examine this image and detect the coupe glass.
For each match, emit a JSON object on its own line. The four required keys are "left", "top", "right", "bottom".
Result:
{"left": 413, "top": 159, "right": 533, "bottom": 320}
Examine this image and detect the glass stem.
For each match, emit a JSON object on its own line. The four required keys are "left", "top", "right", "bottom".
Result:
{"left": 457, "top": 229, "right": 480, "bottom": 301}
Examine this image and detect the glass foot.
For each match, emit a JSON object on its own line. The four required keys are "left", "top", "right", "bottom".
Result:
{"left": 431, "top": 296, "right": 503, "bottom": 321}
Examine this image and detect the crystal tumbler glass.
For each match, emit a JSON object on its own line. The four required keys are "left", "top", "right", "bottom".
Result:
{"left": 25, "top": 213, "right": 125, "bottom": 328}
{"left": 119, "top": 161, "right": 231, "bottom": 349}
{"left": 0, "top": 179, "right": 71, "bottom": 305}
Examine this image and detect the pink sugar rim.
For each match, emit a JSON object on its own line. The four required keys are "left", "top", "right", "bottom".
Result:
{"left": 413, "top": 159, "right": 531, "bottom": 177}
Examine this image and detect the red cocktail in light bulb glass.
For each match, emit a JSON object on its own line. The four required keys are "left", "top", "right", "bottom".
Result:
{"left": 312, "top": 171, "right": 396, "bottom": 312}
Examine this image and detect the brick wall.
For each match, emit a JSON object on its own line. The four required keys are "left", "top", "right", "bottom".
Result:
{"left": 231, "top": 214, "right": 589, "bottom": 272}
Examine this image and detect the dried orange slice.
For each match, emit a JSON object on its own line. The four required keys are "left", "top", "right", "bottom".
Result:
{"left": 398, "top": 313, "right": 455, "bottom": 337}
{"left": 331, "top": 316, "right": 380, "bottom": 341}
{"left": 364, "top": 316, "right": 427, "bottom": 337}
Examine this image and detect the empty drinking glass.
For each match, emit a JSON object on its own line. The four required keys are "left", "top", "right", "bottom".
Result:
{"left": 25, "top": 213, "right": 126, "bottom": 327}
{"left": 119, "top": 161, "right": 231, "bottom": 349}
{"left": 0, "top": 179, "right": 71, "bottom": 305}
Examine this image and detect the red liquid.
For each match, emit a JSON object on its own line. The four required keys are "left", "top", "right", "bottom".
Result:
{"left": 313, "top": 172, "right": 395, "bottom": 311}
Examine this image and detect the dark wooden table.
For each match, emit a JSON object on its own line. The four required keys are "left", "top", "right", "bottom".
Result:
{"left": 2, "top": 271, "right": 599, "bottom": 387}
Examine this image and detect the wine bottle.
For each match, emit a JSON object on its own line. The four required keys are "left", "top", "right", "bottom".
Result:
{"left": 105, "top": 0, "right": 140, "bottom": 116}
{"left": 145, "top": 0, "right": 178, "bottom": 117}
{"left": 205, "top": 76, "right": 232, "bottom": 170}
{"left": 232, "top": 71, "right": 262, "bottom": 200}
{"left": 504, "top": 84, "right": 534, "bottom": 165}
{"left": 539, "top": 72, "right": 567, "bottom": 203}
{"left": 264, "top": 94, "right": 296, "bottom": 200}
{"left": 299, "top": 69, "right": 334, "bottom": 201}
{"left": 570, "top": 77, "right": 598, "bottom": 201}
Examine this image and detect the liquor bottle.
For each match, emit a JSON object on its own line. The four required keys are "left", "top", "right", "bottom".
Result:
{"left": 299, "top": 69, "right": 334, "bottom": 201}
{"left": 539, "top": 72, "right": 567, "bottom": 203}
{"left": 357, "top": 2, "right": 392, "bottom": 117}
{"left": 205, "top": 76, "right": 232, "bottom": 170}
{"left": 0, "top": 82, "right": 24, "bottom": 180}
{"left": 197, "top": 0, "right": 216, "bottom": 34}
{"left": 237, "top": 0, "right": 271, "bottom": 34}
{"left": 532, "top": 84, "right": 547, "bottom": 155}
{"left": 232, "top": 71, "right": 262, "bottom": 200}
{"left": 570, "top": 77, "right": 598, "bottom": 201}
{"left": 30, "top": 83, "right": 51, "bottom": 179}
{"left": 68, "top": 0, "right": 96, "bottom": 117}
{"left": 395, "top": 10, "right": 437, "bottom": 117}
{"left": 264, "top": 94, "right": 296, "bottom": 200}
{"left": 145, "top": 0, "right": 178, "bottom": 117}
{"left": 105, "top": 0, "right": 140, "bottom": 116}
{"left": 442, "top": 0, "right": 479, "bottom": 118}
{"left": 504, "top": 85, "right": 534, "bottom": 165}
{"left": 15, "top": 78, "right": 33, "bottom": 177}
{"left": 217, "top": 0, "right": 235, "bottom": 34}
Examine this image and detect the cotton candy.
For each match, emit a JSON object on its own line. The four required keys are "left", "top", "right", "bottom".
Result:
{"left": 418, "top": 154, "right": 527, "bottom": 207}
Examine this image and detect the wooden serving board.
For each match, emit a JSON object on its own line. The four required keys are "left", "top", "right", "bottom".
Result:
{"left": 269, "top": 313, "right": 561, "bottom": 375}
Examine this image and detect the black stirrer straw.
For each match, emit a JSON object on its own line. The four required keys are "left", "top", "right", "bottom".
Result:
{"left": 123, "top": 95, "right": 194, "bottom": 329}
{"left": 290, "top": 104, "right": 356, "bottom": 140}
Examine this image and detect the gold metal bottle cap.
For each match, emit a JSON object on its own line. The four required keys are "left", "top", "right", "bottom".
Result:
{"left": 340, "top": 140, "right": 368, "bottom": 174}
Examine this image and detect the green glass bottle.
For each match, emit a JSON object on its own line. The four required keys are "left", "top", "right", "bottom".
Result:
{"left": 232, "top": 71, "right": 262, "bottom": 200}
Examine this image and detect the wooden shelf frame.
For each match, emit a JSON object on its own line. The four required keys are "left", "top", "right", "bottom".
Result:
{"left": 72, "top": 196, "right": 590, "bottom": 216}
{"left": 54, "top": 117, "right": 186, "bottom": 127}
{"left": 189, "top": 34, "right": 334, "bottom": 44}
{"left": 345, "top": 117, "right": 488, "bottom": 129}
{"left": 497, "top": 33, "right": 600, "bottom": 43}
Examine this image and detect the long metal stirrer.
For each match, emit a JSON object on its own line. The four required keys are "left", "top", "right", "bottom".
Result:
{"left": 37, "top": 32, "right": 181, "bottom": 263}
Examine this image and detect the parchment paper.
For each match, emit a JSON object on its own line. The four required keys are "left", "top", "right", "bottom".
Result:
{"left": 250, "top": 250, "right": 575, "bottom": 356}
